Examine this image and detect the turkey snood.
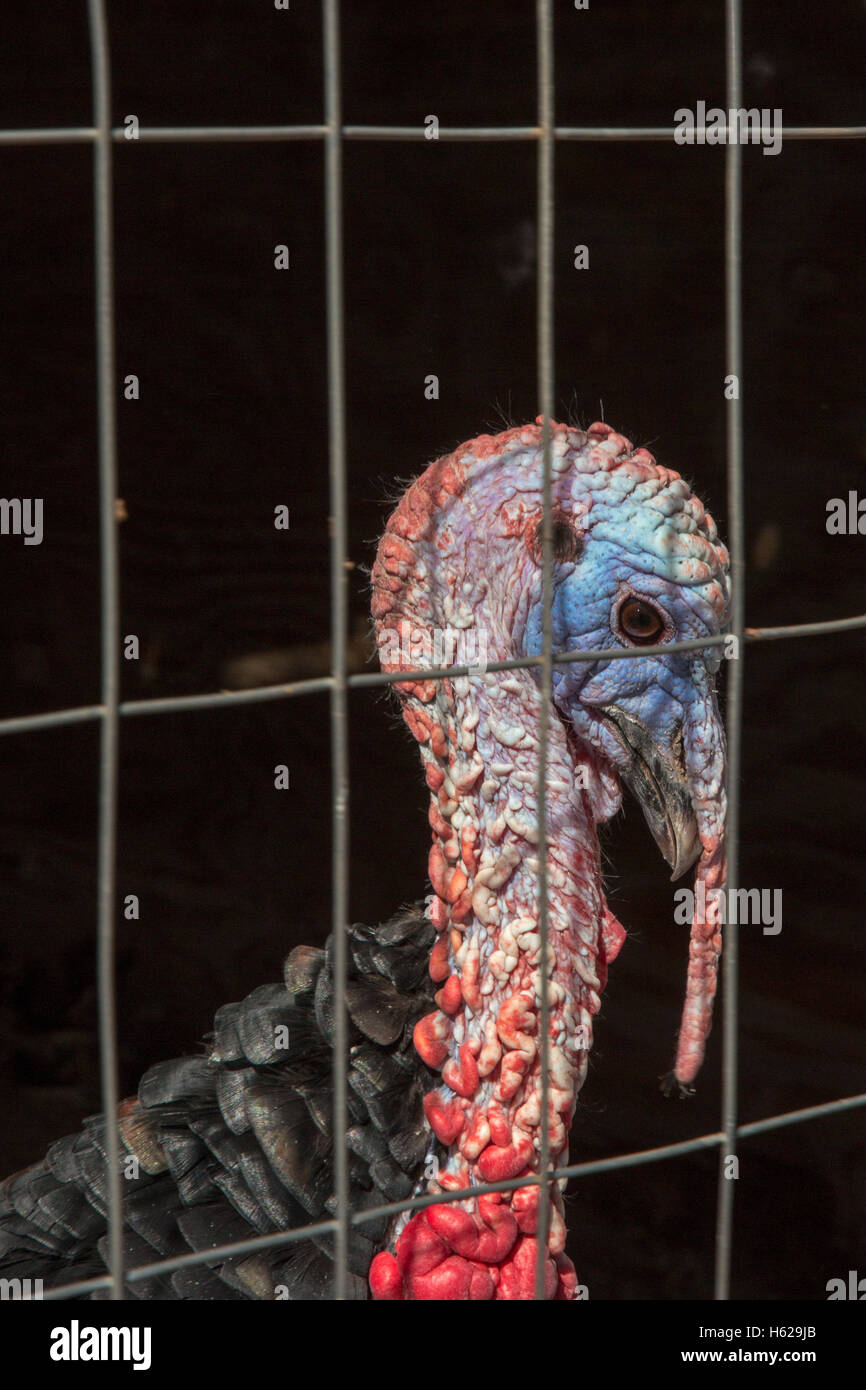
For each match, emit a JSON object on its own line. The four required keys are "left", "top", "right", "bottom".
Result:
{"left": 369, "top": 420, "right": 730, "bottom": 1300}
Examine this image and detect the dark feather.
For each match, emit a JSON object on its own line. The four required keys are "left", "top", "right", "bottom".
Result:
{"left": 0, "top": 907, "right": 437, "bottom": 1298}
{"left": 283, "top": 946, "right": 325, "bottom": 1002}
{"left": 346, "top": 976, "right": 410, "bottom": 1045}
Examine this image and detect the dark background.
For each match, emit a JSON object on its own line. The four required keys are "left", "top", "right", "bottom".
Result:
{"left": 0, "top": 1, "right": 864, "bottom": 1299}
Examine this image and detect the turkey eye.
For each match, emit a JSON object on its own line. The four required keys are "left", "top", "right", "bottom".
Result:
{"left": 617, "top": 596, "right": 665, "bottom": 645}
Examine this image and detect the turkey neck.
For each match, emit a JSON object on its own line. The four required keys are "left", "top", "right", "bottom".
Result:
{"left": 402, "top": 664, "right": 609, "bottom": 1221}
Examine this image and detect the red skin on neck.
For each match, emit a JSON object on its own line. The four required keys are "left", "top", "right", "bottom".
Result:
{"left": 369, "top": 427, "right": 626, "bottom": 1300}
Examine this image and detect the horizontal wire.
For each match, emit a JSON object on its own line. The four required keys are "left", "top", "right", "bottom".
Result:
{"left": 556, "top": 125, "right": 866, "bottom": 142}
{"left": 746, "top": 614, "right": 866, "bottom": 641}
{"left": 123, "top": 677, "right": 334, "bottom": 717}
{"left": 0, "top": 703, "right": 107, "bottom": 736}
{"left": 36, "top": 1089, "right": 866, "bottom": 1300}
{"left": 2, "top": 125, "right": 866, "bottom": 147}
{"left": 0, "top": 127, "right": 98, "bottom": 144}
{"left": 39, "top": 1219, "right": 341, "bottom": 1301}
{"left": 1, "top": 613, "right": 863, "bottom": 736}
{"left": 738, "top": 1091, "right": 866, "bottom": 1139}
{"left": 115, "top": 125, "right": 330, "bottom": 142}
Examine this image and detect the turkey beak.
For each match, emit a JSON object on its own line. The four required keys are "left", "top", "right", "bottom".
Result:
{"left": 598, "top": 706, "right": 702, "bottom": 881}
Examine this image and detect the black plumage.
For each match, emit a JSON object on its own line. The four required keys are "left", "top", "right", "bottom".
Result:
{"left": 0, "top": 908, "right": 438, "bottom": 1299}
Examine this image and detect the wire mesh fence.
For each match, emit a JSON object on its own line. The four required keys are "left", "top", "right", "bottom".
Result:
{"left": 2, "top": 0, "right": 864, "bottom": 1301}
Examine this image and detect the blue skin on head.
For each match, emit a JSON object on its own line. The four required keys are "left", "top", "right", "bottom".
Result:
{"left": 519, "top": 526, "right": 727, "bottom": 887}
{"left": 523, "top": 537, "right": 724, "bottom": 772}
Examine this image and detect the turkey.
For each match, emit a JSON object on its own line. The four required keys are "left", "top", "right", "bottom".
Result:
{"left": 0, "top": 418, "right": 729, "bottom": 1300}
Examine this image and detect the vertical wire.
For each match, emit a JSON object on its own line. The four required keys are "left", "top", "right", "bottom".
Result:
{"left": 87, "top": 0, "right": 123, "bottom": 1300}
{"left": 715, "top": 0, "right": 744, "bottom": 1301}
{"left": 323, "top": 0, "right": 350, "bottom": 1300}
{"left": 534, "top": 0, "right": 555, "bottom": 1301}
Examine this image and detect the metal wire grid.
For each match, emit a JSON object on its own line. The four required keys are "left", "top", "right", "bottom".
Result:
{"left": 0, "top": 0, "right": 863, "bottom": 1302}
